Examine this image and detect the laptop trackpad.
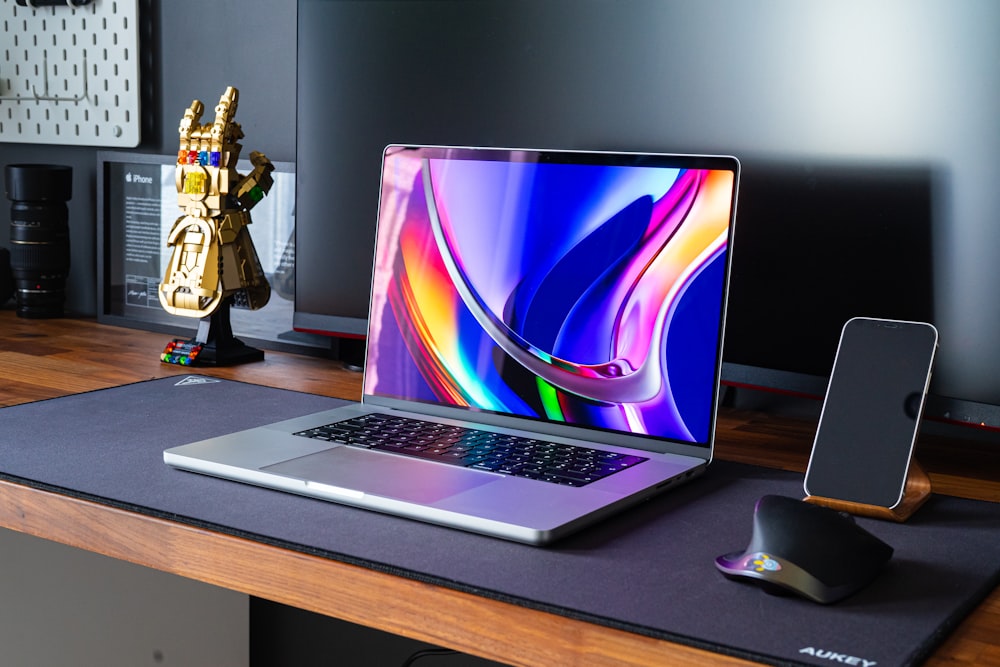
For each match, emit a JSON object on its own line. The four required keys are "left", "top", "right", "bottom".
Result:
{"left": 262, "top": 446, "right": 499, "bottom": 504}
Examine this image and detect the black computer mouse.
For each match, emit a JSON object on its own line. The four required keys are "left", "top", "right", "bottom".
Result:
{"left": 715, "top": 495, "right": 893, "bottom": 604}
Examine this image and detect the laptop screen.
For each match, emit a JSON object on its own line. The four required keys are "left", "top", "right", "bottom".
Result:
{"left": 365, "top": 146, "right": 738, "bottom": 448}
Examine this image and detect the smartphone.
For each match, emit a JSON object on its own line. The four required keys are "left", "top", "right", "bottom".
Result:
{"left": 804, "top": 317, "right": 938, "bottom": 508}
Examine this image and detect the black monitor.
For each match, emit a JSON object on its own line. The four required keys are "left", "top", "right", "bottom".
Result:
{"left": 295, "top": 0, "right": 1000, "bottom": 435}
{"left": 724, "top": 160, "right": 935, "bottom": 398}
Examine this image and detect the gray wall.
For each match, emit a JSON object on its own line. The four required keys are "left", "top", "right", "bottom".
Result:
{"left": 0, "top": 529, "right": 248, "bottom": 666}
{"left": 1, "top": 0, "right": 297, "bottom": 316}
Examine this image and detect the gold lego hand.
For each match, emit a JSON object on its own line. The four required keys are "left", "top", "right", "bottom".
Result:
{"left": 236, "top": 151, "right": 275, "bottom": 210}
{"left": 158, "top": 215, "right": 224, "bottom": 318}
{"left": 178, "top": 99, "right": 204, "bottom": 145}
{"left": 210, "top": 87, "right": 241, "bottom": 148}
{"left": 161, "top": 86, "right": 272, "bottom": 319}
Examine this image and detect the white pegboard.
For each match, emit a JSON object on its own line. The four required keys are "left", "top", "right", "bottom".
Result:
{"left": 0, "top": 0, "right": 140, "bottom": 147}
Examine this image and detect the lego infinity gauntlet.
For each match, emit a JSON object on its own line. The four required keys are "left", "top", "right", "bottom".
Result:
{"left": 159, "top": 86, "right": 273, "bottom": 319}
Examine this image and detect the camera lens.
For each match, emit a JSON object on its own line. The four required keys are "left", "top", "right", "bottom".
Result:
{"left": 0, "top": 247, "right": 12, "bottom": 305}
{"left": 4, "top": 164, "right": 72, "bottom": 318}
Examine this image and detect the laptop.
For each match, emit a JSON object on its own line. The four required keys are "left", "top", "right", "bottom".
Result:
{"left": 164, "top": 145, "right": 740, "bottom": 545}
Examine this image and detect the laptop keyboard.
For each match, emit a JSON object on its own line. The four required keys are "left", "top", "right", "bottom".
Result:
{"left": 294, "top": 413, "right": 648, "bottom": 487}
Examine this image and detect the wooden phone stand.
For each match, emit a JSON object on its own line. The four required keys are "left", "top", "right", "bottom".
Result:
{"left": 805, "top": 460, "right": 932, "bottom": 522}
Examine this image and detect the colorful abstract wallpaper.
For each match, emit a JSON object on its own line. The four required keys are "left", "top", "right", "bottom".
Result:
{"left": 365, "top": 147, "right": 736, "bottom": 447}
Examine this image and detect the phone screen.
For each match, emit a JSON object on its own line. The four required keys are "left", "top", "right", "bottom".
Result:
{"left": 804, "top": 317, "right": 938, "bottom": 508}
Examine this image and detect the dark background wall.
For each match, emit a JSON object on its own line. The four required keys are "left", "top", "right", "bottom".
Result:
{"left": 1, "top": 0, "right": 297, "bottom": 316}
{"left": 5, "top": 0, "right": 999, "bottom": 412}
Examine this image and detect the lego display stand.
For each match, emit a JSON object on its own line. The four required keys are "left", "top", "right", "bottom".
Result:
{"left": 161, "top": 298, "right": 263, "bottom": 366}
{"left": 804, "top": 460, "right": 932, "bottom": 523}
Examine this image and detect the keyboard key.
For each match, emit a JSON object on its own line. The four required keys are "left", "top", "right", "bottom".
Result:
{"left": 294, "top": 415, "right": 648, "bottom": 487}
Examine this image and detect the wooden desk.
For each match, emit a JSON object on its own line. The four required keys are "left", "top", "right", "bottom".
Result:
{"left": 0, "top": 310, "right": 997, "bottom": 666}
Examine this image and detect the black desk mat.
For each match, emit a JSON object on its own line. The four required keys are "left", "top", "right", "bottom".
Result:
{"left": 1, "top": 376, "right": 998, "bottom": 667}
